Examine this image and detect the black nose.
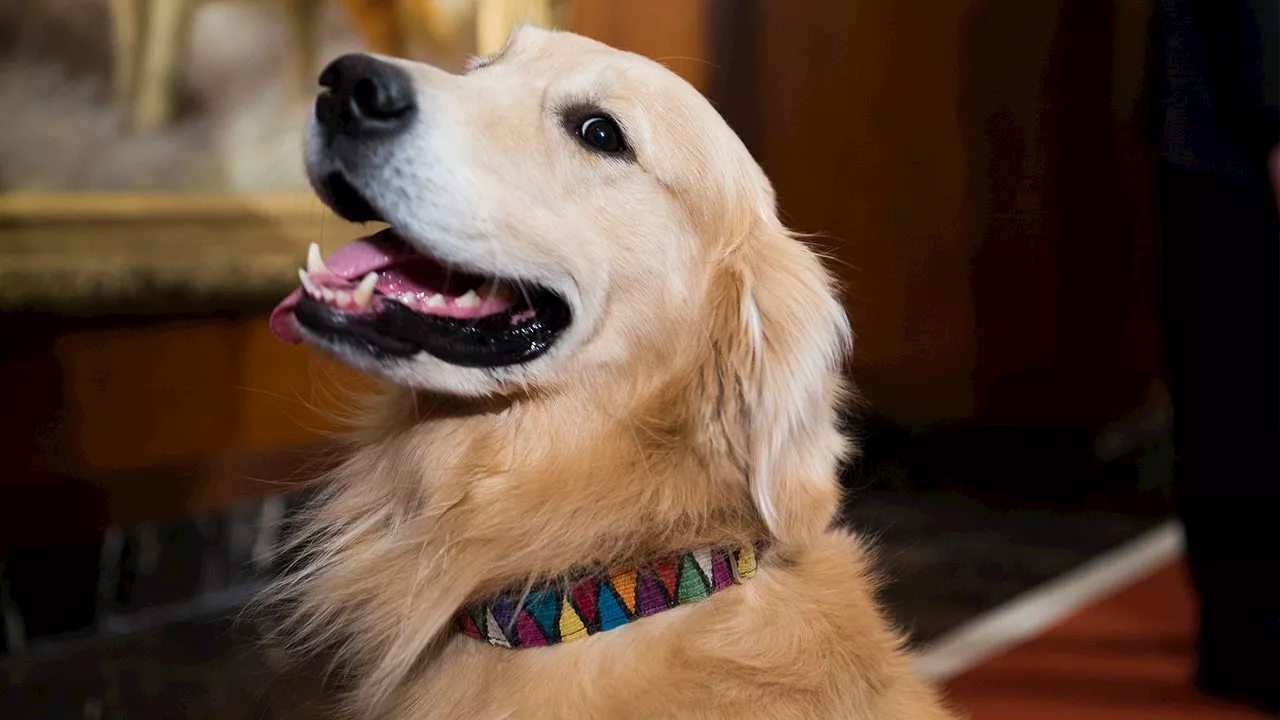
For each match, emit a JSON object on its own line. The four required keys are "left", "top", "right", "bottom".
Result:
{"left": 315, "top": 54, "right": 416, "bottom": 138}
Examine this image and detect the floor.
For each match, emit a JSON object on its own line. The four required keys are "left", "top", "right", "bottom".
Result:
{"left": 842, "top": 488, "right": 1162, "bottom": 646}
{"left": 933, "top": 524, "right": 1273, "bottom": 719}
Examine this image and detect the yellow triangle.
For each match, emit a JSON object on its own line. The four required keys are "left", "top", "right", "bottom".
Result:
{"left": 558, "top": 596, "right": 588, "bottom": 642}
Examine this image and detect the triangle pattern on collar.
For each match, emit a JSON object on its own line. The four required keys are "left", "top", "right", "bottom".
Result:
{"left": 456, "top": 542, "right": 765, "bottom": 648}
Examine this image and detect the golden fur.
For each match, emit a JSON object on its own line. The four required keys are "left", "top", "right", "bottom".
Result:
{"left": 270, "top": 27, "right": 959, "bottom": 719}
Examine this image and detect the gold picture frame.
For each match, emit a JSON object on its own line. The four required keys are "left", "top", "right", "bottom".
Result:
{"left": 0, "top": 192, "right": 367, "bottom": 315}
{"left": 0, "top": 0, "right": 567, "bottom": 316}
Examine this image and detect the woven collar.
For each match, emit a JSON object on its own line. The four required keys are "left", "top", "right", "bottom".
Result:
{"left": 456, "top": 542, "right": 764, "bottom": 648}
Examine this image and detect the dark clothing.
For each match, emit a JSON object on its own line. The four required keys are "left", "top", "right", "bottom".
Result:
{"left": 1159, "top": 164, "right": 1279, "bottom": 501}
{"left": 1158, "top": 0, "right": 1279, "bottom": 180}
{"left": 1155, "top": 0, "right": 1280, "bottom": 709}
{"left": 1159, "top": 162, "right": 1279, "bottom": 704}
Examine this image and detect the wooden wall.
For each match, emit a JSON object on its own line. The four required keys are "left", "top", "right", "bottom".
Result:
{"left": 1, "top": 310, "right": 370, "bottom": 549}
{"left": 571, "top": 0, "right": 710, "bottom": 92}
{"left": 709, "top": 0, "right": 1163, "bottom": 427}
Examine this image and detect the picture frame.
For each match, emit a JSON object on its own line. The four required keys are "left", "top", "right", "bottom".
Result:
{"left": 0, "top": 0, "right": 567, "bottom": 316}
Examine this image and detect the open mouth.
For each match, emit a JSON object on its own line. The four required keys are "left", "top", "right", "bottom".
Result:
{"left": 269, "top": 228, "right": 571, "bottom": 368}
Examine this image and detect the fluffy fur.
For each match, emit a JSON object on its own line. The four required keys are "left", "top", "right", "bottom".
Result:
{"left": 270, "top": 26, "right": 958, "bottom": 719}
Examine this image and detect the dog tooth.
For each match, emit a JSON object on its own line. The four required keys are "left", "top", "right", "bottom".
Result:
{"left": 307, "top": 243, "right": 327, "bottom": 274}
{"left": 298, "top": 268, "right": 319, "bottom": 298}
{"left": 402, "top": 292, "right": 418, "bottom": 305}
{"left": 336, "top": 290, "right": 351, "bottom": 306}
{"left": 322, "top": 288, "right": 335, "bottom": 302}
{"left": 455, "top": 290, "right": 480, "bottom": 308}
{"left": 353, "top": 273, "right": 377, "bottom": 309}
{"left": 425, "top": 293, "right": 447, "bottom": 308}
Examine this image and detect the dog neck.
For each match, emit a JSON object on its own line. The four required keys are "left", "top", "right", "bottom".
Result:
{"left": 275, "top": 367, "right": 773, "bottom": 702}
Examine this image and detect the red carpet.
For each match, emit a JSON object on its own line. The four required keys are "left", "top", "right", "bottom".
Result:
{"left": 942, "top": 560, "right": 1272, "bottom": 719}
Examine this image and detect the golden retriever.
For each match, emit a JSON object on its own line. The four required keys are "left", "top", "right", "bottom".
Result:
{"left": 266, "top": 26, "right": 958, "bottom": 720}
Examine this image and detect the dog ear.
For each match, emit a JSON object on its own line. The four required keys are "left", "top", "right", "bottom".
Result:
{"left": 702, "top": 218, "right": 853, "bottom": 546}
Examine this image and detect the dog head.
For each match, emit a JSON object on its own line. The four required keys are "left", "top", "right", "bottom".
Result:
{"left": 271, "top": 26, "right": 852, "bottom": 543}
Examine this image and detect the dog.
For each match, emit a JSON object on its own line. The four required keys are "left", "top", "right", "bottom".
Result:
{"left": 266, "top": 26, "right": 959, "bottom": 719}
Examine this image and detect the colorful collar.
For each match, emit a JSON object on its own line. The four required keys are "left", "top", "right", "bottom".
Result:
{"left": 456, "top": 543, "right": 764, "bottom": 648}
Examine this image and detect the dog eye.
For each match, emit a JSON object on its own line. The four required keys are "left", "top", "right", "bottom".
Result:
{"left": 578, "top": 116, "right": 625, "bottom": 154}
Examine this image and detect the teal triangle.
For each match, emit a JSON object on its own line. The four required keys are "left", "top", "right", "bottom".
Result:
{"left": 526, "top": 588, "right": 561, "bottom": 642}
{"left": 469, "top": 606, "right": 488, "bottom": 636}
{"left": 676, "top": 554, "right": 709, "bottom": 603}
{"left": 597, "top": 585, "right": 629, "bottom": 631}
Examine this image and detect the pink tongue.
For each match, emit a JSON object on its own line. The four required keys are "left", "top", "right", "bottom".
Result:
{"left": 270, "top": 288, "right": 305, "bottom": 343}
{"left": 269, "top": 232, "right": 412, "bottom": 344}
{"left": 318, "top": 231, "right": 411, "bottom": 279}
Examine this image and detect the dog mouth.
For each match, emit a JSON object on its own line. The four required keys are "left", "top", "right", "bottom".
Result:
{"left": 269, "top": 227, "right": 571, "bottom": 368}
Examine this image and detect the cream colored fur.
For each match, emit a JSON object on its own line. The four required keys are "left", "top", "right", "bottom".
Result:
{"left": 271, "top": 26, "right": 959, "bottom": 720}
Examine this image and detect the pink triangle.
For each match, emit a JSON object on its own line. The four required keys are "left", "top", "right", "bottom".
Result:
{"left": 457, "top": 611, "right": 480, "bottom": 638}
{"left": 712, "top": 550, "right": 733, "bottom": 590}
{"left": 515, "top": 610, "right": 547, "bottom": 647}
{"left": 570, "top": 581, "right": 600, "bottom": 628}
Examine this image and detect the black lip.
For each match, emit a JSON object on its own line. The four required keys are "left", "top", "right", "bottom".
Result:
{"left": 293, "top": 289, "right": 571, "bottom": 368}
{"left": 320, "top": 172, "right": 383, "bottom": 223}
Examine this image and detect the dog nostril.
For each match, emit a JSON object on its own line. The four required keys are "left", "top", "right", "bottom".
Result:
{"left": 353, "top": 76, "right": 407, "bottom": 120}
{"left": 353, "top": 78, "right": 378, "bottom": 115}
{"left": 315, "top": 54, "right": 416, "bottom": 137}
{"left": 314, "top": 91, "right": 342, "bottom": 133}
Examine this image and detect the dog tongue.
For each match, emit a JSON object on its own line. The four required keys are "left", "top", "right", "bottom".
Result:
{"left": 269, "top": 232, "right": 411, "bottom": 344}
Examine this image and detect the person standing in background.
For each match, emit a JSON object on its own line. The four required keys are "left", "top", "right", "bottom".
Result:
{"left": 1155, "top": 0, "right": 1279, "bottom": 712}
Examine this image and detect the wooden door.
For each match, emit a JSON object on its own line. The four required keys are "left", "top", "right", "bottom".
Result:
{"left": 707, "top": 0, "right": 1162, "bottom": 428}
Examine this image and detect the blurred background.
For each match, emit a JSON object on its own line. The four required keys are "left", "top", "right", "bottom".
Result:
{"left": 0, "top": 0, "right": 1257, "bottom": 717}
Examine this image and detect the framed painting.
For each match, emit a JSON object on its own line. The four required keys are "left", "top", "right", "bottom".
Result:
{"left": 0, "top": 0, "right": 567, "bottom": 315}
